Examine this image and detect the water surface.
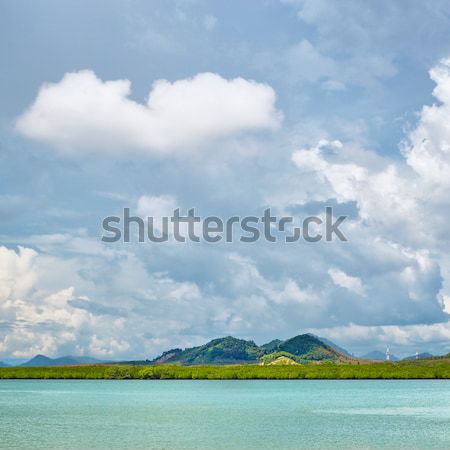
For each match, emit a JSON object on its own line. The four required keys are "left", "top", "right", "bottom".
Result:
{"left": 1, "top": 380, "right": 449, "bottom": 449}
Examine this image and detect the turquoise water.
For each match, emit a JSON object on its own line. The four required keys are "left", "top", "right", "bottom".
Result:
{"left": 1, "top": 380, "right": 449, "bottom": 449}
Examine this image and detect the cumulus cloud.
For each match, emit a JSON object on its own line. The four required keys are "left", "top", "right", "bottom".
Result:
{"left": 6, "top": 57, "right": 450, "bottom": 359}
{"left": 0, "top": 244, "right": 208, "bottom": 358}
{"left": 137, "top": 194, "right": 177, "bottom": 234}
{"left": 291, "top": 92, "right": 450, "bottom": 250}
{"left": 403, "top": 58, "right": 450, "bottom": 192}
{"left": 308, "top": 321, "right": 450, "bottom": 357}
{"left": 287, "top": 58, "right": 450, "bottom": 333}
{"left": 0, "top": 246, "right": 93, "bottom": 357}
{"left": 16, "top": 70, "right": 281, "bottom": 156}
{"left": 0, "top": 246, "right": 38, "bottom": 301}
{"left": 0, "top": 231, "right": 448, "bottom": 359}
{"left": 328, "top": 268, "right": 367, "bottom": 297}
{"left": 220, "top": 250, "right": 444, "bottom": 331}
{"left": 137, "top": 194, "right": 176, "bottom": 217}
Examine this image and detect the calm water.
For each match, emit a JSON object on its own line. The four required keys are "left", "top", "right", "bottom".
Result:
{"left": 1, "top": 380, "right": 449, "bottom": 450}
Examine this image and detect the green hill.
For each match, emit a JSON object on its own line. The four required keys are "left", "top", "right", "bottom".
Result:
{"left": 260, "top": 334, "right": 350, "bottom": 364}
{"left": 316, "top": 336, "right": 352, "bottom": 357}
{"left": 260, "top": 339, "right": 283, "bottom": 353}
{"left": 152, "top": 334, "right": 349, "bottom": 365}
{"left": 152, "top": 336, "right": 263, "bottom": 365}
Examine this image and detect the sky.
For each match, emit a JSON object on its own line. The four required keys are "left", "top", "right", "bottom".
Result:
{"left": 1, "top": 0, "right": 450, "bottom": 360}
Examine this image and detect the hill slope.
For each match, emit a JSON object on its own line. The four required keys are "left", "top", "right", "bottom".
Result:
{"left": 261, "top": 334, "right": 350, "bottom": 364}
{"left": 316, "top": 336, "right": 352, "bottom": 357}
{"left": 152, "top": 336, "right": 263, "bottom": 365}
{"left": 260, "top": 339, "right": 283, "bottom": 353}
{"left": 153, "top": 334, "right": 350, "bottom": 365}
{"left": 267, "top": 356, "right": 300, "bottom": 365}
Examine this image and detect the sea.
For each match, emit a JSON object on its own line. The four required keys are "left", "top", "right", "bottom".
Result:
{"left": 1, "top": 379, "right": 449, "bottom": 449}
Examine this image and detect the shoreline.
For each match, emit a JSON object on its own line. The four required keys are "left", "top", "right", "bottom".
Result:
{"left": 1, "top": 361, "right": 450, "bottom": 380}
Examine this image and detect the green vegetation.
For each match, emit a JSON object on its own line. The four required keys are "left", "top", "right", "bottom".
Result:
{"left": 1, "top": 360, "right": 450, "bottom": 380}
{"left": 151, "top": 336, "right": 264, "bottom": 365}
{"left": 266, "top": 355, "right": 300, "bottom": 365}
{"left": 261, "top": 351, "right": 306, "bottom": 364}
{"left": 151, "top": 334, "right": 351, "bottom": 365}
{"left": 260, "top": 335, "right": 352, "bottom": 364}
{"left": 272, "top": 334, "right": 343, "bottom": 360}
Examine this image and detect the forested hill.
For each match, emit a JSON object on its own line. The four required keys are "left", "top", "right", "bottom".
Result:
{"left": 151, "top": 334, "right": 352, "bottom": 365}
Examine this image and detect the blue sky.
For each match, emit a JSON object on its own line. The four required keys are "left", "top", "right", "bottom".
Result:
{"left": 2, "top": 0, "right": 450, "bottom": 360}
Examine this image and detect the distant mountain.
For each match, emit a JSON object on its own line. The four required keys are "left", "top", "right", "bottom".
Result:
{"left": 260, "top": 339, "right": 282, "bottom": 353}
{"left": 16, "top": 335, "right": 354, "bottom": 368}
{"left": 21, "top": 355, "right": 53, "bottom": 367}
{"left": 360, "top": 351, "right": 399, "bottom": 361}
{"left": 152, "top": 337, "right": 263, "bottom": 365}
{"left": 152, "top": 334, "right": 350, "bottom": 366}
{"left": 21, "top": 354, "right": 103, "bottom": 367}
{"left": 0, "top": 361, "right": 9, "bottom": 368}
{"left": 402, "top": 352, "right": 433, "bottom": 360}
{"left": 316, "top": 336, "right": 352, "bottom": 357}
{"left": 262, "top": 334, "right": 350, "bottom": 363}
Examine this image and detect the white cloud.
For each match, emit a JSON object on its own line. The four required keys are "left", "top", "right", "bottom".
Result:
{"left": 0, "top": 244, "right": 210, "bottom": 358}
{"left": 137, "top": 194, "right": 176, "bottom": 218}
{"left": 281, "top": 0, "right": 450, "bottom": 90}
{"left": 6, "top": 58, "right": 450, "bottom": 358}
{"left": 0, "top": 246, "right": 37, "bottom": 301}
{"left": 136, "top": 194, "right": 204, "bottom": 239}
{"left": 137, "top": 194, "right": 177, "bottom": 234}
{"left": 0, "top": 230, "right": 447, "bottom": 359}
{"left": 328, "top": 268, "right": 367, "bottom": 297}
{"left": 291, "top": 108, "right": 448, "bottom": 249}
{"left": 309, "top": 321, "right": 450, "bottom": 357}
{"left": 89, "top": 335, "right": 130, "bottom": 357}
{"left": 0, "top": 246, "right": 94, "bottom": 357}
{"left": 403, "top": 58, "right": 450, "bottom": 193}
{"left": 442, "top": 295, "right": 450, "bottom": 314}
{"left": 286, "top": 58, "right": 450, "bottom": 332}
{"left": 283, "top": 39, "right": 337, "bottom": 84}
{"left": 203, "top": 14, "right": 217, "bottom": 31}
{"left": 16, "top": 70, "right": 281, "bottom": 156}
